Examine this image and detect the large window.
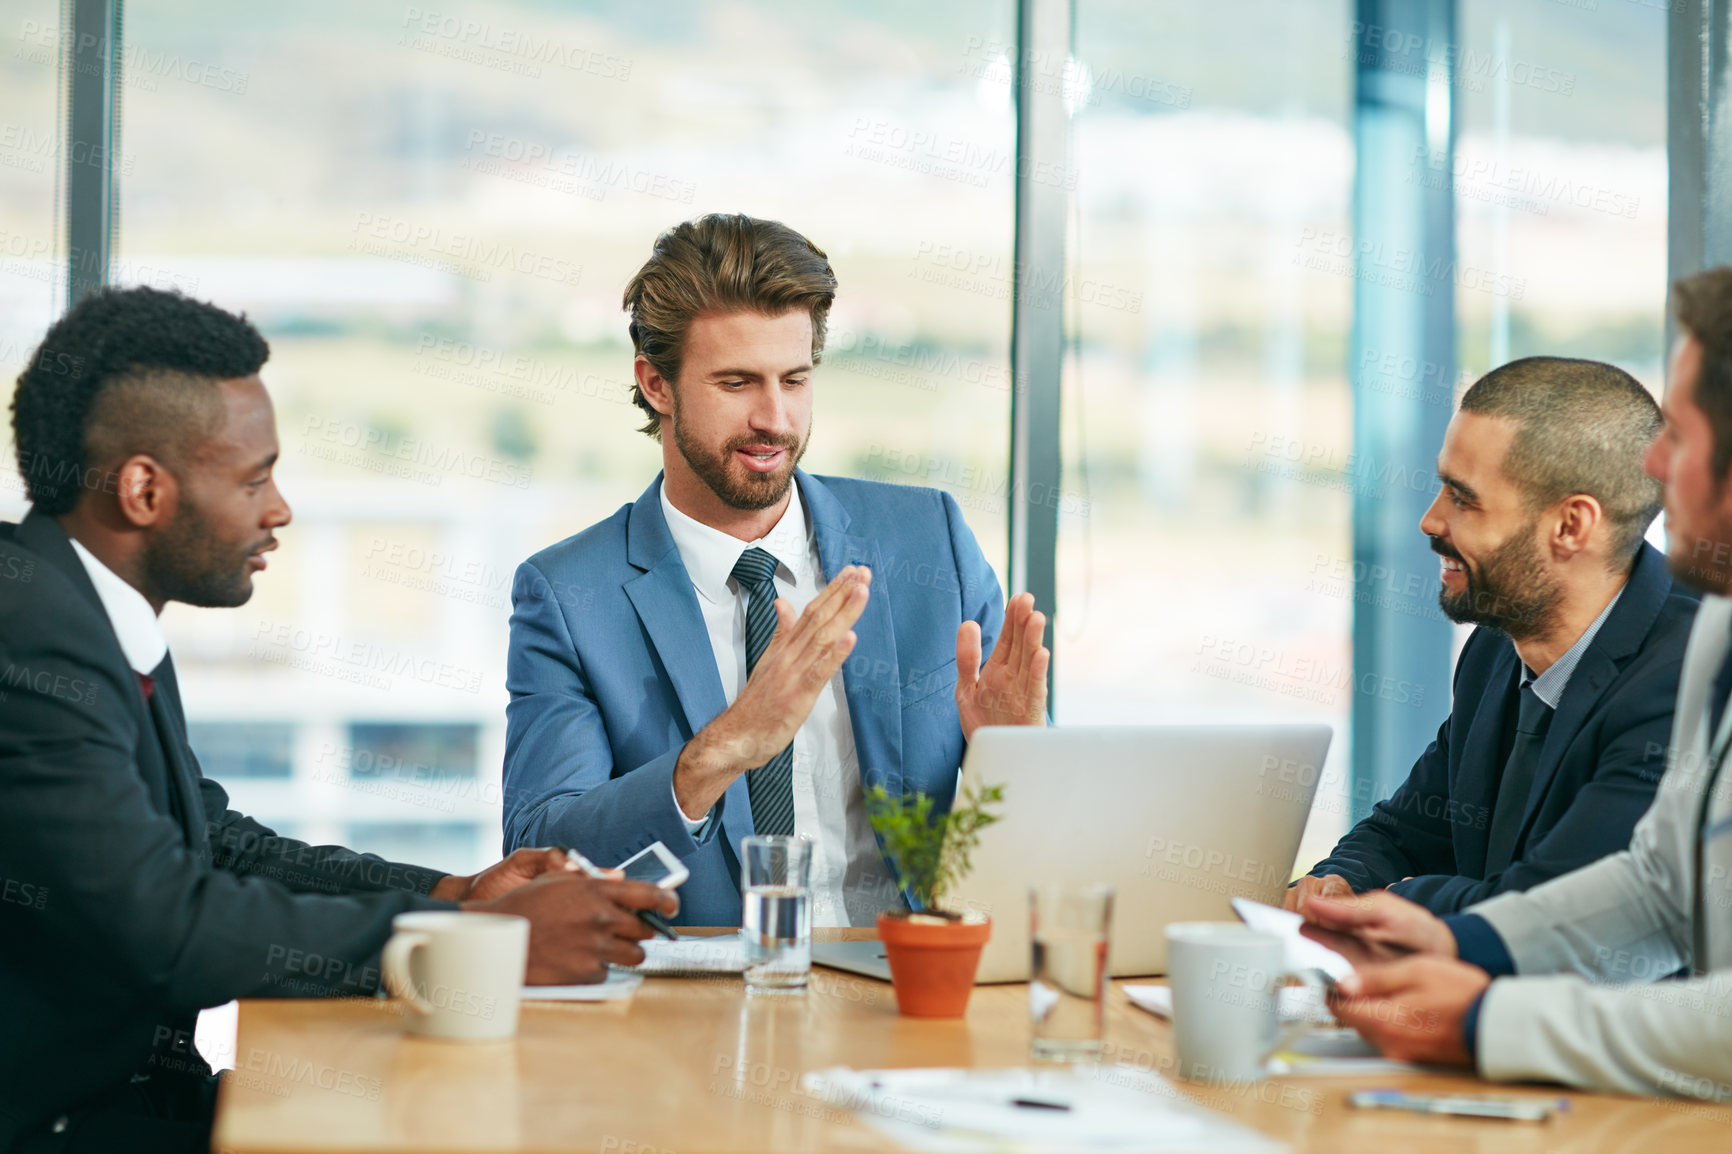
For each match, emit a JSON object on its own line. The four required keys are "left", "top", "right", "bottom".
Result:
{"left": 1, "top": 0, "right": 1674, "bottom": 879}
{"left": 1060, "top": 0, "right": 1357, "bottom": 869}
{"left": 0, "top": 4, "right": 63, "bottom": 471}
{"left": 1453, "top": 1, "right": 1666, "bottom": 383}
{"left": 112, "top": 0, "right": 1016, "bottom": 874}
{"left": 1056, "top": 0, "right": 1667, "bottom": 871}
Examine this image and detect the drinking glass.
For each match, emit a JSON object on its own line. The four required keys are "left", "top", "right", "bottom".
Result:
{"left": 1028, "top": 884, "right": 1114, "bottom": 1060}
{"left": 741, "top": 835, "right": 812, "bottom": 992}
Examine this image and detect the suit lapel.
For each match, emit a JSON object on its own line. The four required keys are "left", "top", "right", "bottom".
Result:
{"left": 622, "top": 480, "right": 731, "bottom": 736}
{"left": 149, "top": 656, "right": 212, "bottom": 856}
{"left": 621, "top": 477, "right": 748, "bottom": 851}
{"left": 802, "top": 473, "right": 904, "bottom": 795}
{"left": 15, "top": 511, "right": 206, "bottom": 852}
{"left": 1509, "top": 544, "right": 1676, "bottom": 854}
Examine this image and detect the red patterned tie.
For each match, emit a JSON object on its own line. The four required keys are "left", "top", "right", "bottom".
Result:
{"left": 136, "top": 672, "right": 155, "bottom": 701}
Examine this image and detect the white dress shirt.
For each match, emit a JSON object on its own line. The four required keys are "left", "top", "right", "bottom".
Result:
{"left": 68, "top": 539, "right": 167, "bottom": 677}
{"left": 660, "top": 482, "right": 902, "bottom": 927}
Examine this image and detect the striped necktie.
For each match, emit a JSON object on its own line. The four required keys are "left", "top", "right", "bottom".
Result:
{"left": 731, "top": 547, "right": 795, "bottom": 837}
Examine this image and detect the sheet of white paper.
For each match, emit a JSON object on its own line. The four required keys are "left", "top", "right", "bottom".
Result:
{"left": 522, "top": 970, "right": 643, "bottom": 1001}
{"left": 628, "top": 935, "right": 748, "bottom": 974}
{"left": 1230, "top": 897, "right": 1355, "bottom": 981}
{"left": 802, "top": 1066, "right": 1286, "bottom": 1154}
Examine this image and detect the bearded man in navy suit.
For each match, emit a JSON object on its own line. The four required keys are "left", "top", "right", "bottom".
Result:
{"left": 1288, "top": 357, "right": 1696, "bottom": 917}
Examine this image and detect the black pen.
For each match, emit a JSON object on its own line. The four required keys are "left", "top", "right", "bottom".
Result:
{"left": 561, "top": 847, "right": 680, "bottom": 940}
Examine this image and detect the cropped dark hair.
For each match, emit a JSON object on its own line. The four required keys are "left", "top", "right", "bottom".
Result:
{"left": 622, "top": 214, "right": 837, "bottom": 441}
{"left": 1674, "top": 267, "right": 1732, "bottom": 484}
{"left": 10, "top": 286, "right": 269, "bottom": 515}
{"left": 1459, "top": 356, "right": 1662, "bottom": 562}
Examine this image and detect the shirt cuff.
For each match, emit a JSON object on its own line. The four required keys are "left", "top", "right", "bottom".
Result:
{"left": 671, "top": 780, "right": 711, "bottom": 835}
{"left": 1461, "top": 988, "right": 1488, "bottom": 1060}
{"left": 1444, "top": 913, "right": 1516, "bottom": 976}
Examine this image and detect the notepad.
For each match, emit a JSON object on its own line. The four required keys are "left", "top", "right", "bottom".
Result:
{"left": 522, "top": 969, "right": 643, "bottom": 1001}
{"left": 626, "top": 935, "right": 749, "bottom": 975}
{"left": 802, "top": 1066, "right": 1284, "bottom": 1153}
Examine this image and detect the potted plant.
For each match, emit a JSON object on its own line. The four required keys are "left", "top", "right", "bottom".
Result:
{"left": 865, "top": 779, "right": 1003, "bottom": 1018}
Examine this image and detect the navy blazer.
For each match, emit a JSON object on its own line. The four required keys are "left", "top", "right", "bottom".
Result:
{"left": 1308, "top": 542, "right": 1697, "bottom": 914}
{"left": 501, "top": 470, "right": 1005, "bottom": 926}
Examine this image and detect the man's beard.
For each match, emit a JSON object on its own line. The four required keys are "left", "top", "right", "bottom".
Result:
{"left": 1434, "top": 520, "right": 1563, "bottom": 642}
{"left": 1662, "top": 498, "right": 1732, "bottom": 595}
{"left": 671, "top": 406, "right": 809, "bottom": 512}
{"left": 143, "top": 495, "right": 267, "bottom": 608}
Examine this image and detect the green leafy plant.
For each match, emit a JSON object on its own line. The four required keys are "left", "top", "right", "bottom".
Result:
{"left": 865, "top": 780, "right": 1004, "bottom": 914}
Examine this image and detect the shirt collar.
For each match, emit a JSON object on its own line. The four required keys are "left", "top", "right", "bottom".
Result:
{"left": 659, "top": 479, "right": 812, "bottom": 605}
{"left": 68, "top": 539, "right": 168, "bottom": 676}
{"left": 1523, "top": 584, "right": 1624, "bottom": 710}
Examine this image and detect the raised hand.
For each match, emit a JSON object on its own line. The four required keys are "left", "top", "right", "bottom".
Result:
{"left": 674, "top": 565, "right": 871, "bottom": 817}
{"left": 468, "top": 874, "right": 679, "bottom": 985}
{"left": 956, "top": 592, "right": 1049, "bottom": 740}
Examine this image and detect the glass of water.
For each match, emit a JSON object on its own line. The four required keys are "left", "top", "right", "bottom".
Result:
{"left": 1028, "top": 884, "right": 1114, "bottom": 1060}
{"left": 741, "top": 835, "right": 812, "bottom": 993}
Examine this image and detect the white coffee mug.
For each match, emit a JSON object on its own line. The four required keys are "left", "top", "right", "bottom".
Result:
{"left": 1165, "top": 922, "right": 1316, "bottom": 1081}
{"left": 382, "top": 911, "right": 530, "bottom": 1041}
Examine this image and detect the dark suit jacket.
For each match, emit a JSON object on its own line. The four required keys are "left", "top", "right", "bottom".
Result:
{"left": 0, "top": 511, "right": 455, "bottom": 1151}
{"left": 1307, "top": 542, "right": 1697, "bottom": 914}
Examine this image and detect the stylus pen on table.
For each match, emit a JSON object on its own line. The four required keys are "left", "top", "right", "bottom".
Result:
{"left": 560, "top": 847, "right": 681, "bottom": 940}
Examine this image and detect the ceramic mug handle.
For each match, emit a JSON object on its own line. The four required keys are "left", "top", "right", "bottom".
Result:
{"left": 382, "top": 930, "right": 436, "bottom": 1015}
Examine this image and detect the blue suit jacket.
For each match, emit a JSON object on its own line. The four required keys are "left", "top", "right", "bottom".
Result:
{"left": 1308, "top": 542, "right": 1698, "bottom": 914}
{"left": 501, "top": 470, "right": 1005, "bottom": 926}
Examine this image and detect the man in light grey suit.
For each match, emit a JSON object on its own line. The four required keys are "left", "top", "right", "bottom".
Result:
{"left": 1299, "top": 266, "right": 1732, "bottom": 1100}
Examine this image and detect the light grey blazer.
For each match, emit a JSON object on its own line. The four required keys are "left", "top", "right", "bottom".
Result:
{"left": 1471, "top": 593, "right": 1732, "bottom": 1099}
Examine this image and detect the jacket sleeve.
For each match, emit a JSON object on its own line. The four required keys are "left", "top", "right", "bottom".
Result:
{"left": 942, "top": 489, "right": 1006, "bottom": 708}
{"left": 1469, "top": 752, "right": 1696, "bottom": 983}
{"left": 1391, "top": 676, "right": 1672, "bottom": 914}
{"left": 1307, "top": 713, "right": 1461, "bottom": 893}
{"left": 0, "top": 594, "right": 455, "bottom": 1013}
{"left": 501, "top": 558, "right": 714, "bottom": 866}
{"left": 197, "top": 777, "right": 448, "bottom": 897}
{"left": 1477, "top": 971, "right": 1732, "bottom": 1098}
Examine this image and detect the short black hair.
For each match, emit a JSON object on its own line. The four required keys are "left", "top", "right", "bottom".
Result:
{"left": 10, "top": 286, "right": 269, "bottom": 515}
{"left": 1459, "top": 356, "right": 1662, "bottom": 561}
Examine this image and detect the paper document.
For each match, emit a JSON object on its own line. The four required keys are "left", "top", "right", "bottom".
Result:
{"left": 626, "top": 934, "right": 748, "bottom": 975}
{"left": 523, "top": 969, "right": 643, "bottom": 1001}
{"left": 802, "top": 1066, "right": 1286, "bottom": 1153}
{"left": 1230, "top": 898, "right": 1355, "bottom": 981}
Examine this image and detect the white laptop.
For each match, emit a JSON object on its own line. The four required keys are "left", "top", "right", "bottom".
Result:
{"left": 812, "top": 724, "right": 1332, "bottom": 983}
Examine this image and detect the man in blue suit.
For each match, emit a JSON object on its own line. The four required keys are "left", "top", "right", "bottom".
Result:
{"left": 503, "top": 214, "right": 1050, "bottom": 927}
{"left": 1287, "top": 357, "right": 1697, "bottom": 917}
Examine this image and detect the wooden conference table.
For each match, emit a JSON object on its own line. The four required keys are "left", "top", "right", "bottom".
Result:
{"left": 213, "top": 929, "right": 1732, "bottom": 1154}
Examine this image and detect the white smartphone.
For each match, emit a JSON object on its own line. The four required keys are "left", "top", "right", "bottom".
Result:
{"left": 617, "top": 841, "right": 690, "bottom": 890}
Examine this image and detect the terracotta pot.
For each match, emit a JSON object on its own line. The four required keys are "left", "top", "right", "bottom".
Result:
{"left": 876, "top": 912, "right": 992, "bottom": 1018}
